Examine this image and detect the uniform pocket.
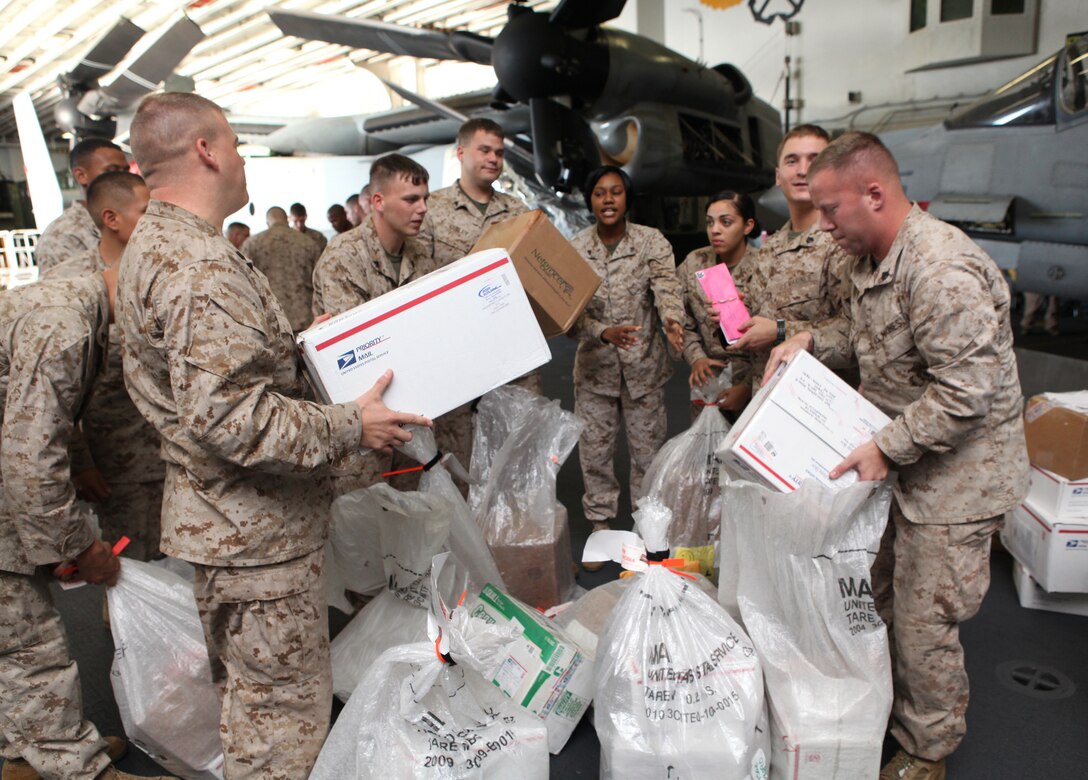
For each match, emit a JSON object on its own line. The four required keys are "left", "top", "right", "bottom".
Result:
{"left": 214, "top": 553, "right": 325, "bottom": 687}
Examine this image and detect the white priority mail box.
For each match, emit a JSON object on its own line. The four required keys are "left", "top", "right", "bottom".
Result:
{"left": 297, "top": 248, "right": 551, "bottom": 416}
{"left": 1011, "top": 560, "right": 1088, "bottom": 618}
{"left": 1001, "top": 499, "right": 1088, "bottom": 593}
{"left": 718, "top": 350, "right": 892, "bottom": 492}
{"left": 1027, "top": 464, "right": 1088, "bottom": 519}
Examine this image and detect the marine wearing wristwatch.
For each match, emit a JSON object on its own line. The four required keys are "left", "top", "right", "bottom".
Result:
{"left": 774, "top": 318, "right": 786, "bottom": 345}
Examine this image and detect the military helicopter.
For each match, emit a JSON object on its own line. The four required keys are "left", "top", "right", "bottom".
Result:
{"left": 268, "top": 0, "right": 782, "bottom": 199}
{"left": 883, "top": 35, "right": 1088, "bottom": 299}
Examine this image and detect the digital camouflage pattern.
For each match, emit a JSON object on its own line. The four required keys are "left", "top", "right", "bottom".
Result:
{"left": 243, "top": 223, "right": 322, "bottom": 333}
{"left": 745, "top": 221, "right": 856, "bottom": 386}
{"left": 0, "top": 571, "right": 112, "bottom": 779}
{"left": 117, "top": 199, "right": 363, "bottom": 568}
{"left": 0, "top": 276, "right": 112, "bottom": 778}
{"left": 675, "top": 245, "right": 757, "bottom": 389}
{"left": 311, "top": 216, "right": 433, "bottom": 491}
{"left": 0, "top": 275, "right": 108, "bottom": 574}
{"left": 871, "top": 503, "right": 1002, "bottom": 760}
{"left": 570, "top": 222, "right": 681, "bottom": 522}
{"left": 119, "top": 199, "right": 360, "bottom": 779}
{"left": 33, "top": 202, "right": 99, "bottom": 274}
{"left": 416, "top": 181, "right": 527, "bottom": 268}
{"left": 301, "top": 226, "right": 327, "bottom": 253}
{"left": 311, "top": 216, "right": 433, "bottom": 319}
{"left": 569, "top": 222, "right": 684, "bottom": 400}
{"left": 811, "top": 205, "right": 1030, "bottom": 524}
{"left": 193, "top": 547, "right": 329, "bottom": 780}
{"left": 807, "top": 205, "right": 1029, "bottom": 763}
{"left": 576, "top": 384, "right": 667, "bottom": 523}
{"left": 44, "top": 253, "right": 166, "bottom": 562}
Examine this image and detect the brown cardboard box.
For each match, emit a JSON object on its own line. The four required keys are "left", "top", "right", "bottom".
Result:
{"left": 471, "top": 210, "right": 601, "bottom": 337}
{"left": 488, "top": 504, "right": 575, "bottom": 610}
{"left": 1024, "top": 395, "right": 1088, "bottom": 480}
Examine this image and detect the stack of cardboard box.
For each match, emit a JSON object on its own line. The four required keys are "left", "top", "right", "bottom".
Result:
{"left": 1002, "top": 393, "right": 1088, "bottom": 617}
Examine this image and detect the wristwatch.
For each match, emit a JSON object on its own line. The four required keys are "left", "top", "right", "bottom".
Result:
{"left": 774, "top": 319, "right": 786, "bottom": 345}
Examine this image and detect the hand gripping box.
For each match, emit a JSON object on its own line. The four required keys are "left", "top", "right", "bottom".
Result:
{"left": 1001, "top": 498, "right": 1088, "bottom": 593}
{"left": 719, "top": 350, "right": 892, "bottom": 492}
{"left": 297, "top": 248, "right": 550, "bottom": 415}
{"left": 471, "top": 210, "right": 601, "bottom": 337}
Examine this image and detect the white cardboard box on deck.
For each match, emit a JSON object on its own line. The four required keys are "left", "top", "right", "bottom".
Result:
{"left": 1027, "top": 464, "right": 1088, "bottom": 519}
{"left": 1002, "top": 498, "right": 1088, "bottom": 594}
{"left": 297, "top": 248, "right": 551, "bottom": 415}
{"left": 718, "top": 350, "right": 891, "bottom": 492}
{"left": 1011, "top": 560, "right": 1088, "bottom": 617}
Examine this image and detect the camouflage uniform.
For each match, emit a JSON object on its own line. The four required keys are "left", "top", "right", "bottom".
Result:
{"left": 312, "top": 217, "right": 436, "bottom": 493}
{"left": 745, "top": 222, "right": 857, "bottom": 386}
{"left": 242, "top": 223, "right": 321, "bottom": 333}
{"left": 811, "top": 205, "right": 1030, "bottom": 761}
{"left": 119, "top": 200, "right": 364, "bottom": 779}
{"left": 0, "top": 275, "right": 113, "bottom": 779}
{"left": 570, "top": 222, "right": 683, "bottom": 522}
{"left": 34, "top": 202, "right": 99, "bottom": 274}
{"left": 301, "top": 226, "right": 327, "bottom": 253}
{"left": 676, "top": 246, "right": 757, "bottom": 415}
{"left": 416, "top": 181, "right": 537, "bottom": 473}
{"left": 44, "top": 252, "right": 166, "bottom": 563}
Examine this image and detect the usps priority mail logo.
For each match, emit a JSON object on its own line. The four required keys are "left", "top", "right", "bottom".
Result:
{"left": 337, "top": 350, "right": 357, "bottom": 370}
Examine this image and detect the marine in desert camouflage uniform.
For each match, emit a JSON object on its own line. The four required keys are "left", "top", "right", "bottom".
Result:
{"left": 676, "top": 191, "right": 760, "bottom": 421}
{"left": 34, "top": 138, "right": 128, "bottom": 273}
{"left": 42, "top": 172, "right": 164, "bottom": 563}
{"left": 767, "top": 132, "right": 1029, "bottom": 780}
{"left": 242, "top": 206, "right": 322, "bottom": 334}
{"left": 729, "top": 125, "right": 857, "bottom": 387}
{"left": 118, "top": 93, "right": 429, "bottom": 780}
{"left": 417, "top": 118, "right": 537, "bottom": 476}
{"left": 0, "top": 272, "right": 165, "bottom": 780}
{"left": 570, "top": 166, "right": 684, "bottom": 542}
{"left": 288, "top": 202, "right": 328, "bottom": 253}
{"left": 312, "top": 154, "right": 434, "bottom": 495}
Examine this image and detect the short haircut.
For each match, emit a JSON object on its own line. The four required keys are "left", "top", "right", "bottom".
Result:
{"left": 266, "top": 206, "right": 287, "bottom": 222}
{"left": 227, "top": 222, "right": 249, "bottom": 232}
{"left": 707, "top": 190, "right": 760, "bottom": 234}
{"left": 808, "top": 131, "right": 900, "bottom": 188}
{"left": 328, "top": 203, "right": 346, "bottom": 214}
{"left": 130, "top": 92, "right": 227, "bottom": 179}
{"left": 775, "top": 123, "right": 831, "bottom": 164}
{"left": 70, "top": 137, "right": 123, "bottom": 172}
{"left": 360, "top": 183, "right": 371, "bottom": 199}
{"left": 289, "top": 202, "right": 307, "bottom": 216}
{"left": 457, "top": 118, "right": 505, "bottom": 147}
{"left": 368, "top": 154, "right": 429, "bottom": 193}
{"left": 582, "top": 165, "right": 633, "bottom": 213}
{"left": 85, "top": 171, "right": 147, "bottom": 229}
{"left": 345, "top": 194, "right": 359, "bottom": 206}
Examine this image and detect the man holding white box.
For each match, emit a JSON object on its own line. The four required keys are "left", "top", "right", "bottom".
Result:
{"left": 119, "top": 93, "right": 429, "bottom": 780}
{"left": 767, "top": 132, "right": 1029, "bottom": 780}
{"left": 311, "top": 153, "right": 435, "bottom": 493}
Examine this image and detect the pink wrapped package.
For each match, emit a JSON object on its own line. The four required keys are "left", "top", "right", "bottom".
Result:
{"left": 695, "top": 263, "right": 750, "bottom": 344}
